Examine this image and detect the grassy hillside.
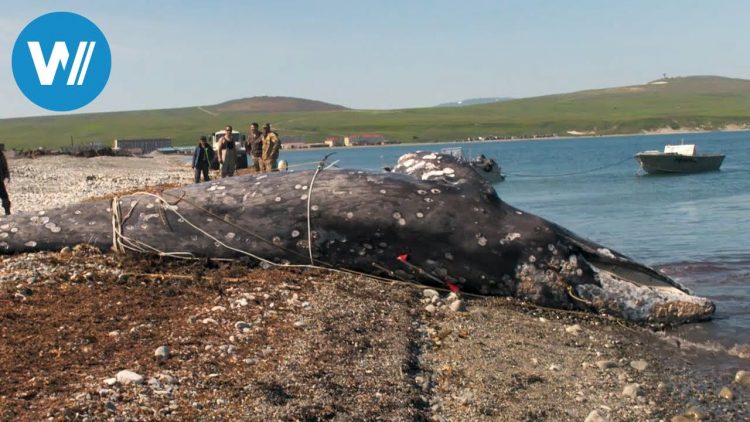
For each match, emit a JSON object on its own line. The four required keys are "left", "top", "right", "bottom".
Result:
{"left": 210, "top": 96, "right": 347, "bottom": 113}
{"left": 2, "top": 76, "right": 750, "bottom": 150}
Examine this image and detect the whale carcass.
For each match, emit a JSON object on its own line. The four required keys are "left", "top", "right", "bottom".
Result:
{"left": 0, "top": 152, "right": 715, "bottom": 324}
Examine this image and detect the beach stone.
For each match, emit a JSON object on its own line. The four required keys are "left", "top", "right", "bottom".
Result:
{"left": 59, "top": 246, "right": 71, "bottom": 256}
{"left": 630, "top": 359, "right": 648, "bottom": 371}
{"left": 211, "top": 306, "right": 226, "bottom": 312}
{"left": 116, "top": 370, "right": 144, "bottom": 385}
{"left": 670, "top": 416, "right": 692, "bottom": 422}
{"left": 718, "top": 386, "right": 734, "bottom": 400}
{"left": 105, "top": 401, "right": 116, "bottom": 413}
{"left": 154, "top": 346, "right": 170, "bottom": 360}
{"left": 424, "top": 304, "right": 436, "bottom": 313}
{"left": 445, "top": 292, "right": 460, "bottom": 303}
{"left": 234, "top": 321, "right": 252, "bottom": 331}
{"left": 686, "top": 405, "right": 708, "bottom": 420}
{"left": 456, "top": 389, "right": 474, "bottom": 405}
{"left": 201, "top": 318, "right": 218, "bottom": 325}
{"left": 596, "top": 360, "right": 617, "bottom": 370}
{"left": 548, "top": 364, "right": 562, "bottom": 371}
{"left": 422, "top": 289, "right": 439, "bottom": 298}
{"left": 565, "top": 324, "right": 582, "bottom": 335}
{"left": 584, "top": 409, "right": 607, "bottom": 422}
{"left": 735, "top": 370, "right": 750, "bottom": 386}
{"left": 159, "top": 374, "right": 178, "bottom": 385}
{"left": 622, "top": 383, "right": 640, "bottom": 399}
{"left": 448, "top": 300, "right": 465, "bottom": 312}
{"left": 103, "top": 378, "right": 117, "bottom": 386}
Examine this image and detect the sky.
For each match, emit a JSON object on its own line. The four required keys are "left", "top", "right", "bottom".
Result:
{"left": 1, "top": 0, "right": 750, "bottom": 118}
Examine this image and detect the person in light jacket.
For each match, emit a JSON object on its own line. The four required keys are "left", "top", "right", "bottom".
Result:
{"left": 260, "top": 123, "right": 281, "bottom": 172}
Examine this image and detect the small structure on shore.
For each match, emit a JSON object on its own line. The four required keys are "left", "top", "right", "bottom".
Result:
{"left": 344, "top": 133, "right": 385, "bottom": 146}
{"left": 113, "top": 138, "right": 172, "bottom": 155}
{"left": 324, "top": 136, "right": 344, "bottom": 147}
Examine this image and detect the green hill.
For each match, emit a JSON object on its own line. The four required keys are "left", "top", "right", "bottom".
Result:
{"left": 2, "top": 76, "right": 750, "bottom": 150}
{"left": 209, "top": 96, "right": 348, "bottom": 113}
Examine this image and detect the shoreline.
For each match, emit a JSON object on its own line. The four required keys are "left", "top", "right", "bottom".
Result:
{"left": 281, "top": 127, "right": 750, "bottom": 154}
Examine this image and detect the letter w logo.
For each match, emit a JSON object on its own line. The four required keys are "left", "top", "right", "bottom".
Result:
{"left": 26, "top": 41, "right": 96, "bottom": 86}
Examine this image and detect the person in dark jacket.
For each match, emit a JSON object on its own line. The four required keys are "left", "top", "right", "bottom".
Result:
{"left": 192, "top": 136, "right": 214, "bottom": 183}
{"left": 248, "top": 122, "right": 263, "bottom": 172}
{"left": 0, "top": 150, "right": 10, "bottom": 215}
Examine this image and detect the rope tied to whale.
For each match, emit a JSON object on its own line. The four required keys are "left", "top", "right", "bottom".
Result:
{"left": 505, "top": 156, "right": 632, "bottom": 178}
{"left": 110, "top": 153, "right": 337, "bottom": 266}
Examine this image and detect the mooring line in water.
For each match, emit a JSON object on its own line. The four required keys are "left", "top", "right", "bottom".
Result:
{"left": 506, "top": 156, "right": 633, "bottom": 178}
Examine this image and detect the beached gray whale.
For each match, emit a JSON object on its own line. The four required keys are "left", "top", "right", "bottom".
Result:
{"left": 0, "top": 152, "right": 714, "bottom": 324}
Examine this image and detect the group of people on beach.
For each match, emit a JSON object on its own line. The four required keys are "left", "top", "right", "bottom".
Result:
{"left": 191, "top": 122, "right": 281, "bottom": 183}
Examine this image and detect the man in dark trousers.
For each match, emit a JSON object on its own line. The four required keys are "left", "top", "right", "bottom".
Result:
{"left": 192, "top": 136, "right": 214, "bottom": 183}
{"left": 218, "top": 125, "right": 237, "bottom": 178}
{"left": 248, "top": 122, "right": 263, "bottom": 172}
{"left": 0, "top": 149, "right": 10, "bottom": 215}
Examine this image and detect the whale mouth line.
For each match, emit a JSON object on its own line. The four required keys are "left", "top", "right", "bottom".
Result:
{"left": 573, "top": 259, "right": 715, "bottom": 324}
{"left": 588, "top": 261, "right": 688, "bottom": 296}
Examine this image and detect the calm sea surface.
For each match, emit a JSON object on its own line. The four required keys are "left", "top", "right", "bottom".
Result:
{"left": 282, "top": 131, "right": 750, "bottom": 356}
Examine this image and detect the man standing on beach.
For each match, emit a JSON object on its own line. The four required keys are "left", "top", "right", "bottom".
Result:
{"left": 248, "top": 122, "right": 263, "bottom": 172}
{"left": 260, "top": 123, "right": 281, "bottom": 172}
{"left": 218, "top": 125, "right": 237, "bottom": 177}
{"left": 0, "top": 149, "right": 11, "bottom": 215}
{"left": 192, "top": 136, "right": 214, "bottom": 183}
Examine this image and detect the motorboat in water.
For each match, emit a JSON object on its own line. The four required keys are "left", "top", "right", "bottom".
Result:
{"left": 634, "top": 143, "right": 724, "bottom": 175}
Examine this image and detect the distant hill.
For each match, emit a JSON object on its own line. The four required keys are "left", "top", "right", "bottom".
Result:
{"left": 2, "top": 75, "right": 750, "bottom": 149}
{"left": 436, "top": 97, "right": 513, "bottom": 107}
{"left": 209, "top": 96, "right": 348, "bottom": 113}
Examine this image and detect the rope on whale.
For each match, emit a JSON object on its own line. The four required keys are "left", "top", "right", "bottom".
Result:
{"left": 108, "top": 153, "right": 613, "bottom": 313}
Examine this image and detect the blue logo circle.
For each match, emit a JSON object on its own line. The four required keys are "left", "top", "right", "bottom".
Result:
{"left": 12, "top": 12, "right": 111, "bottom": 112}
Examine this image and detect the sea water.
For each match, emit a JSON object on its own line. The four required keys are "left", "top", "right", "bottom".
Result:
{"left": 283, "top": 131, "right": 750, "bottom": 357}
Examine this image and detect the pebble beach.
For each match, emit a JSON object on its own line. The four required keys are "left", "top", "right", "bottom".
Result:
{"left": 0, "top": 154, "right": 748, "bottom": 421}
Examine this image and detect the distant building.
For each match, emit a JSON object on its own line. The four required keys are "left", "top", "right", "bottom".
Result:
{"left": 282, "top": 142, "right": 309, "bottom": 150}
{"left": 113, "top": 138, "right": 172, "bottom": 154}
{"left": 280, "top": 135, "right": 305, "bottom": 143}
{"left": 344, "top": 133, "right": 385, "bottom": 146}
{"left": 324, "top": 136, "right": 344, "bottom": 147}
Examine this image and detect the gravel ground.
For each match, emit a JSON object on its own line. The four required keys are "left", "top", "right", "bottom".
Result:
{"left": 0, "top": 155, "right": 748, "bottom": 421}
{"left": 6, "top": 154, "right": 194, "bottom": 213}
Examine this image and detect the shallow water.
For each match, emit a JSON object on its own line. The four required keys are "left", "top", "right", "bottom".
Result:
{"left": 284, "top": 131, "right": 750, "bottom": 355}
